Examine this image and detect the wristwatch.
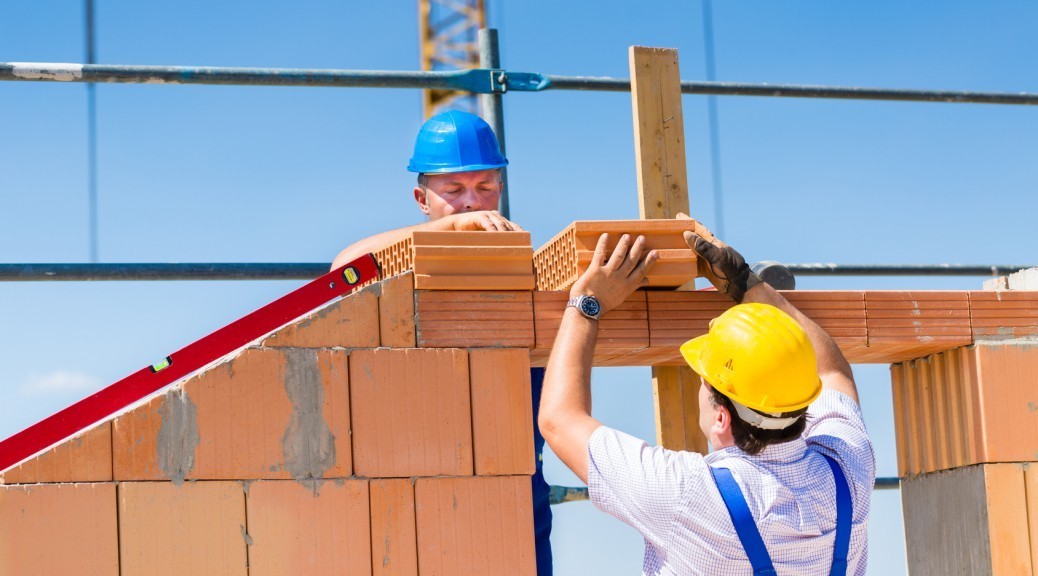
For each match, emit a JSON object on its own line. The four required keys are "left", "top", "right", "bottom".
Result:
{"left": 567, "top": 294, "right": 602, "bottom": 321}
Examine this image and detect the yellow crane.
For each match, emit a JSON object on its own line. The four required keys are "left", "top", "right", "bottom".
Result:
{"left": 418, "top": 0, "right": 486, "bottom": 119}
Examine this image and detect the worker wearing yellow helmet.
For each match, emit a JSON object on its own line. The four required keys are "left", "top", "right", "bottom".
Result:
{"left": 539, "top": 217, "right": 875, "bottom": 575}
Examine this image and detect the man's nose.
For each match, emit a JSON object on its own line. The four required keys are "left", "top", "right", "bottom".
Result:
{"left": 460, "top": 188, "right": 481, "bottom": 210}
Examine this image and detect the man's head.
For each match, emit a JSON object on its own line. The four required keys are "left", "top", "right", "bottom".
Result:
{"left": 683, "top": 303, "right": 821, "bottom": 455}
{"left": 407, "top": 111, "right": 508, "bottom": 221}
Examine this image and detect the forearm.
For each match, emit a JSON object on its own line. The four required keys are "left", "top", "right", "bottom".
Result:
{"left": 330, "top": 219, "right": 454, "bottom": 270}
{"left": 539, "top": 308, "right": 603, "bottom": 484}
{"left": 742, "top": 282, "right": 859, "bottom": 403}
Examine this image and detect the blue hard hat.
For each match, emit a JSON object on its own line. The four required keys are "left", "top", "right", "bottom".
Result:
{"left": 407, "top": 111, "right": 508, "bottom": 174}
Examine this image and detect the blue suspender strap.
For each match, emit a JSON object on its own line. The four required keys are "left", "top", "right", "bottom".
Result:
{"left": 708, "top": 466, "right": 777, "bottom": 576}
{"left": 823, "top": 455, "right": 852, "bottom": 576}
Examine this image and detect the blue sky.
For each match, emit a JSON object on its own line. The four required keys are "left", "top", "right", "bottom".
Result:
{"left": 2, "top": 2, "right": 1037, "bottom": 574}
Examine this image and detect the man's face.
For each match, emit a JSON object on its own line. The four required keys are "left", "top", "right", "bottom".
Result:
{"left": 414, "top": 169, "right": 502, "bottom": 221}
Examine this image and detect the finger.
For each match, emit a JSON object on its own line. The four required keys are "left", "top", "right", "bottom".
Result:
{"left": 631, "top": 249, "right": 660, "bottom": 282}
{"left": 607, "top": 234, "right": 631, "bottom": 270}
{"left": 624, "top": 235, "right": 648, "bottom": 274}
{"left": 676, "top": 212, "right": 691, "bottom": 220}
{"left": 484, "top": 212, "right": 505, "bottom": 231}
{"left": 591, "top": 233, "right": 609, "bottom": 268}
{"left": 508, "top": 220, "right": 525, "bottom": 232}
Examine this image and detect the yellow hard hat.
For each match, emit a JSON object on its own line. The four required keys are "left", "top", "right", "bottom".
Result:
{"left": 680, "top": 303, "right": 821, "bottom": 414}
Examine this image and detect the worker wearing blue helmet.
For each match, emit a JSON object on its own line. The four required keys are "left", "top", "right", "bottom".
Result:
{"left": 332, "top": 110, "right": 555, "bottom": 576}
{"left": 332, "top": 110, "right": 523, "bottom": 267}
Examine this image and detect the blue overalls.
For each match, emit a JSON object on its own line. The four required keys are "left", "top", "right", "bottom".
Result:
{"left": 708, "top": 454, "right": 852, "bottom": 576}
{"left": 530, "top": 367, "right": 553, "bottom": 575}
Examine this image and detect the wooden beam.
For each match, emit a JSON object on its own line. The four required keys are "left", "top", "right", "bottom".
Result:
{"left": 630, "top": 46, "right": 690, "bottom": 219}
{"left": 629, "top": 45, "right": 704, "bottom": 453}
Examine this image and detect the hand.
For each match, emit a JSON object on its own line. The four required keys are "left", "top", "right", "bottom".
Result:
{"left": 449, "top": 210, "right": 524, "bottom": 232}
{"left": 570, "top": 233, "right": 658, "bottom": 315}
{"left": 677, "top": 213, "right": 760, "bottom": 303}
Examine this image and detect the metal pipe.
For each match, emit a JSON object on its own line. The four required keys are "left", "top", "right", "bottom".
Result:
{"left": 786, "top": 264, "right": 1033, "bottom": 277}
{"left": 0, "top": 263, "right": 330, "bottom": 281}
{"left": 550, "top": 476, "right": 901, "bottom": 505}
{"left": 0, "top": 263, "right": 1031, "bottom": 282}
{"left": 5, "top": 62, "right": 1038, "bottom": 105}
{"left": 478, "top": 28, "right": 510, "bottom": 219}
{"left": 545, "top": 76, "right": 1038, "bottom": 105}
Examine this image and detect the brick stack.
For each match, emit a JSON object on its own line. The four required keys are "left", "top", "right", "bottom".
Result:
{"left": 891, "top": 271, "right": 1038, "bottom": 575}
{"left": 3, "top": 222, "right": 1038, "bottom": 576}
{"left": 0, "top": 274, "right": 536, "bottom": 576}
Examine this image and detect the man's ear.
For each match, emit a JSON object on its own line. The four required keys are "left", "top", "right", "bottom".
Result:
{"left": 414, "top": 186, "right": 431, "bottom": 216}
{"left": 713, "top": 403, "right": 732, "bottom": 437}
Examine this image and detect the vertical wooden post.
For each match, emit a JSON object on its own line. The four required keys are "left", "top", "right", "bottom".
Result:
{"left": 629, "top": 46, "right": 707, "bottom": 454}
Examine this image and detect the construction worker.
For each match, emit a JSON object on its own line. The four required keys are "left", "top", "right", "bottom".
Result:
{"left": 539, "top": 219, "right": 875, "bottom": 574}
{"left": 332, "top": 110, "right": 555, "bottom": 576}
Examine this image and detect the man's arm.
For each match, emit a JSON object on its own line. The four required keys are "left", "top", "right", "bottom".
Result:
{"left": 539, "top": 234, "right": 658, "bottom": 483}
{"left": 680, "top": 214, "right": 859, "bottom": 404}
{"left": 330, "top": 210, "right": 522, "bottom": 270}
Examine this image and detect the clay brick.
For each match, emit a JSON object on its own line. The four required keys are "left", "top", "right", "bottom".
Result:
{"left": 247, "top": 479, "right": 371, "bottom": 576}
{"left": 379, "top": 272, "right": 416, "bottom": 348}
{"left": 469, "top": 349, "right": 535, "bottom": 475}
{"left": 0, "top": 483, "right": 118, "bottom": 575}
{"left": 119, "top": 481, "right": 247, "bottom": 576}
{"left": 534, "top": 220, "right": 698, "bottom": 291}
{"left": 892, "top": 342, "right": 1038, "bottom": 476}
{"left": 0, "top": 421, "right": 112, "bottom": 484}
{"left": 415, "top": 291, "right": 534, "bottom": 348}
{"left": 370, "top": 479, "right": 418, "bottom": 576}
{"left": 350, "top": 349, "right": 473, "bottom": 477}
{"left": 860, "top": 291, "right": 972, "bottom": 363}
{"left": 415, "top": 476, "right": 535, "bottom": 576}
{"left": 373, "top": 231, "right": 534, "bottom": 290}
{"left": 969, "top": 290, "right": 1038, "bottom": 340}
{"left": 902, "top": 463, "right": 1033, "bottom": 576}
{"left": 113, "top": 347, "right": 351, "bottom": 481}
{"left": 261, "top": 285, "right": 379, "bottom": 348}
{"left": 531, "top": 291, "right": 649, "bottom": 367}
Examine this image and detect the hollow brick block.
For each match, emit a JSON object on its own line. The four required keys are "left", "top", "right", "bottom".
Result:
{"left": 533, "top": 220, "right": 698, "bottom": 291}
{"left": 379, "top": 272, "right": 416, "bottom": 348}
{"left": 260, "top": 285, "right": 379, "bottom": 348}
{"left": 469, "top": 349, "right": 535, "bottom": 475}
{"left": 119, "top": 481, "right": 247, "bottom": 576}
{"left": 113, "top": 347, "right": 351, "bottom": 481}
{"left": 0, "top": 421, "right": 112, "bottom": 484}
{"left": 415, "top": 476, "right": 535, "bottom": 576}
{"left": 415, "top": 291, "right": 534, "bottom": 348}
{"left": 247, "top": 479, "right": 371, "bottom": 576}
{"left": 0, "top": 482, "right": 119, "bottom": 576}
{"left": 350, "top": 348, "right": 473, "bottom": 477}
{"left": 969, "top": 290, "right": 1038, "bottom": 340}
{"left": 861, "top": 291, "right": 972, "bottom": 362}
{"left": 374, "top": 231, "right": 534, "bottom": 290}
{"left": 891, "top": 341, "right": 1038, "bottom": 476}
{"left": 370, "top": 479, "right": 419, "bottom": 576}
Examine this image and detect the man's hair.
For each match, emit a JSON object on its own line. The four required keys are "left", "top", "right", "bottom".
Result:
{"left": 708, "top": 386, "right": 806, "bottom": 455}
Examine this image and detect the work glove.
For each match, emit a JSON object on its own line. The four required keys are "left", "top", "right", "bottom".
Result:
{"left": 679, "top": 215, "right": 761, "bottom": 303}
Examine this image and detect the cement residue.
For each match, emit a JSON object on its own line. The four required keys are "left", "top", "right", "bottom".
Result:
{"left": 281, "top": 349, "right": 336, "bottom": 493}
{"left": 156, "top": 388, "right": 200, "bottom": 485}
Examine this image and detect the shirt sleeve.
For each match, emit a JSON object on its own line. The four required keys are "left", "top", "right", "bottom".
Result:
{"left": 586, "top": 425, "right": 703, "bottom": 550}
{"left": 803, "top": 389, "right": 876, "bottom": 520}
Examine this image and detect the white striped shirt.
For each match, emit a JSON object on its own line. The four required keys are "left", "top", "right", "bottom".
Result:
{"left": 588, "top": 390, "right": 875, "bottom": 575}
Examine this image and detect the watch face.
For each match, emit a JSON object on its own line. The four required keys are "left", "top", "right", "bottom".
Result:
{"left": 580, "top": 296, "right": 601, "bottom": 317}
